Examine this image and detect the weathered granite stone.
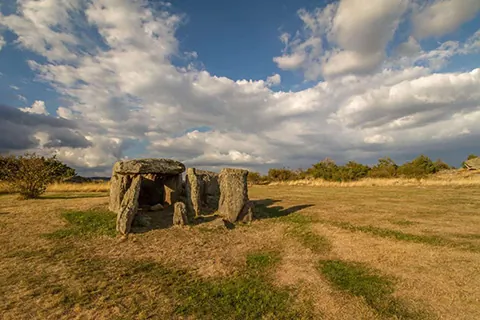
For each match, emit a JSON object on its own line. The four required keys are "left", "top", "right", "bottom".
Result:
{"left": 186, "top": 168, "right": 201, "bottom": 217}
{"left": 173, "top": 202, "right": 188, "bottom": 226}
{"left": 109, "top": 173, "right": 131, "bottom": 213}
{"left": 116, "top": 175, "right": 142, "bottom": 235}
{"left": 164, "top": 174, "right": 182, "bottom": 205}
{"left": 196, "top": 169, "right": 220, "bottom": 210}
{"left": 218, "top": 168, "right": 249, "bottom": 223}
{"left": 113, "top": 158, "right": 185, "bottom": 175}
{"left": 465, "top": 157, "right": 480, "bottom": 170}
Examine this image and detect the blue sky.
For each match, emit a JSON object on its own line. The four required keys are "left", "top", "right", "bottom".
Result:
{"left": 0, "top": 0, "right": 479, "bottom": 175}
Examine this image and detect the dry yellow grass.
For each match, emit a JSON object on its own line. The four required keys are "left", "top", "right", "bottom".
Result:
{"left": 0, "top": 181, "right": 110, "bottom": 194}
{"left": 1, "top": 183, "right": 479, "bottom": 319}
{"left": 47, "top": 181, "right": 110, "bottom": 193}
{"left": 269, "top": 169, "right": 480, "bottom": 187}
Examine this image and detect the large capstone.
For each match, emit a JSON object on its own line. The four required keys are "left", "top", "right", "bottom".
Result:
{"left": 109, "top": 158, "right": 186, "bottom": 234}
{"left": 113, "top": 158, "right": 185, "bottom": 175}
{"left": 218, "top": 168, "right": 250, "bottom": 223}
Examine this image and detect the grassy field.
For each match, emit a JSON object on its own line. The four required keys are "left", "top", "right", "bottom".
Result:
{"left": 1, "top": 184, "right": 479, "bottom": 319}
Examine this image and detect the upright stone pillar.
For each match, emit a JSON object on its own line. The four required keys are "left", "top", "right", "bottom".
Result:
{"left": 186, "top": 168, "right": 201, "bottom": 217}
{"left": 116, "top": 175, "right": 142, "bottom": 235}
{"left": 164, "top": 174, "right": 182, "bottom": 206}
{"left": 218, "top": 168, "right": 249, "bottom": 223}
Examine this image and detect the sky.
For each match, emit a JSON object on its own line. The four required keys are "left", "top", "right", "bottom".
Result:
{"left": 0, "top": 0, "right": 479, "bottom": 176}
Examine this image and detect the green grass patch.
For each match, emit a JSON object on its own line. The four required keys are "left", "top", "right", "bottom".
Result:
{"left": 289, "top": 226, "right": 331, "bottom": 254}
{"left": 318, "top": 260, "right": 424, "bottom": 319}
{"left": 44, "top": 209, "right": 116, "bottom": 239}
{"left": 322, "top": 220, "right": 480, "bottom": 252}
{"left": 246, "top": 251, "right": 280, "bottom": 273}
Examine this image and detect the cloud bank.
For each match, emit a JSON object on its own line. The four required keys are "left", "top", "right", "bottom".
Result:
{"left": 0, "top": 0, "right": 479, "bottom": 175}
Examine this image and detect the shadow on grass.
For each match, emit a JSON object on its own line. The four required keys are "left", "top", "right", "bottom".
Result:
{"left": 253, "top": 199, "right": 314, "bottom": 220}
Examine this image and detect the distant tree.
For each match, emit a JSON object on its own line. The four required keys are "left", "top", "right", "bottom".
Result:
{"left": 368, "top": 157, "right": 398, "bottom": 178}
{"left": 1, "top": 153, "right": 76, "bottom": 199}
{"left": 267, "top": 168, "right": 298, "bottom": 181}
{"left": 307, "top": 158, "right": 339, "bottom": 181}
{"left": 433, "top": 159, "right": 451, "bottom": 171}
{"left": 247, "top": 171, "right": 262, "bottom": 184}
{"left": 397, "top": 155, "right": 437, "bottom": 178}
{"left": 336, "top": 161, "right": 371, "bottom": 181}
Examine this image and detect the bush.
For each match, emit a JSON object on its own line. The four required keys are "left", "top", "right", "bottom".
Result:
{"left": 368, "top": 157, "right": 397, "bottom": 178}
{"left": 307, "top": 158, "right": 339, "bottom": 181}
{"left": 1, "top": 153, "right": 74, "bottom": 199}
{"left": 267, "top": 168, "right": 299, "bottom": 181}
{"left": 247, "top": 171, "right": 263, "bottom": 185}
{"left": 433, "top": 159, "right": 451, "bottom": 171}
{"left": 336, "top": 161, "right": 371, "bottom": 181}
{"left": 397, "top": 155, "right": 437, "bottom": 178}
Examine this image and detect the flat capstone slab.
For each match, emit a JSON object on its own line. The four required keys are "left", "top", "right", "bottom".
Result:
{"left": 113, "top": 158, "right": 186, "bottom": 175}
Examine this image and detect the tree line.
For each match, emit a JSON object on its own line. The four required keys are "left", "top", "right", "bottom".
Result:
{"left": 248, "top": 154, "right": 478, "bottom": 184}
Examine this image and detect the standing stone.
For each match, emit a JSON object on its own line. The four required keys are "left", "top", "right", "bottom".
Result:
{"left": 116, "top": 175, "right": 142, "bottom": 235}
{"left": 186, "top": 168, "right": 201, "bottom": 217}
{"left": 218, "top": 168, "right": 249, "bottom": 223}
{"left": 196, "top": 169, "right": 220, "bottom": 210}
{"left": 173, "top": 202, "right": 188, "bottom": 226}
{"left": 164, "top": 174, "right": 182, "bottom": 206}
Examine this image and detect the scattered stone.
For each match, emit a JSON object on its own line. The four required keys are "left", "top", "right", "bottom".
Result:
{"left": 116, "top": 175, "right": 142, "bottom": 235}
{"left": 238, "top": 200, "right": 255, "bottom": 223}
{"left": 150, "top": 203, "right": 164, "bottom": 211}
{"left": 218, "top": 168, "right": 249, "bottom": 223}
{"left": 465, "top": 157, "right": 480, "bottom": 170}
{"left": 173, "top": 202, "right": 188, "bottom": 226}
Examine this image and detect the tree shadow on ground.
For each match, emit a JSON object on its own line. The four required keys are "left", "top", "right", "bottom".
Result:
{"left": 252, "top": 199, "right": 314, "bottom": 220}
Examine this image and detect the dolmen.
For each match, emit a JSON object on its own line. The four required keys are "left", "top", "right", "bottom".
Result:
{"left": 109, "top": 158, "right": 255, "bottom": 235}
{"left": 109, "top": 158, "right": 185, "bottom": 235}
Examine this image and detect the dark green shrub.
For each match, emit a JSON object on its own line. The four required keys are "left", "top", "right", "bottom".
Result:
{"left": 397, "top": 155, "right": 437, "bottom": 178}
{"left": 368, "top": 157, "right": 398, "bottom": 178}
{"left": 1, "top": 153, "right": 75, "bottom": 199}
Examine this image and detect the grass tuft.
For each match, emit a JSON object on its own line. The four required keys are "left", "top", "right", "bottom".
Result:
{"left": 44, "top": 209, "right": 117, "bottom": 239}
{"left": 318, "top": 260, "right": 424, "bottom": 319}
